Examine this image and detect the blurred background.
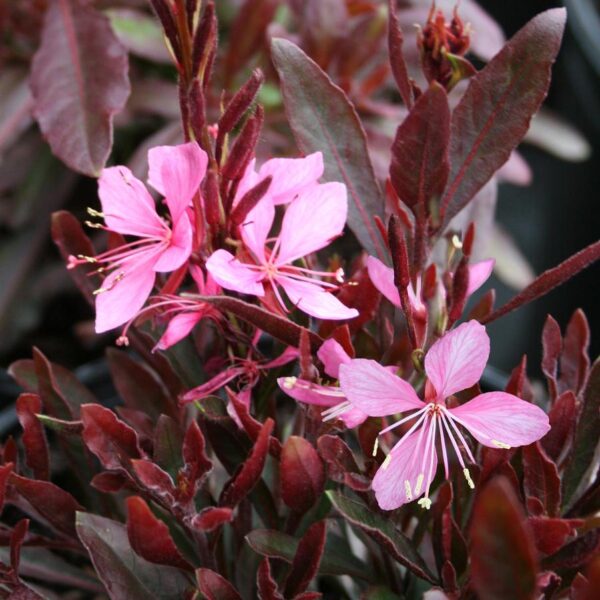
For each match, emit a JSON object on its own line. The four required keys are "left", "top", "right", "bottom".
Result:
{"left": 0, "top": 0, "right": 598, "bottom": 416}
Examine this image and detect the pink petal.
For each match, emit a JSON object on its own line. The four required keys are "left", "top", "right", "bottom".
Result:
{"left": 366, "top": 256, "right": 400, "bottom": 306}
{"left": 338, "top": 407, "right": 368, "bottom": 428}
{"left": 372, "top": 425, "right": 437, "bottom": 510}
{"left": 95, "top": 253, "right": 159, "bottom": 333}
{"left": 424, "top": 320, "right": 490, "bottom": 399}
{"left": 153, "top": 211, "right": 193, "bottom": 272}
{"left": 467, "top": 259, "right": 495, "bottom": 296}
{"left": 317, "top": 338, "right": 351, "bottom": 379}
{"left": 339, "top": 359, "right": 424, "bottom": 417}
{"left": 239, "top": 195, "right": 275, "bottom": 263}
{"left": 189, "top": 264, "right": 206, "bottom": 291}
{"left": 278, "top": 377, "right": 345, "bottom": 408}
{"left": 277, "top": 277, "right": 358, "bottom": 320}
{"left": 205, "top": 249, "right": 265, "bottom": 297}
{"left": 263, "top": 346, "right": 299, "bottom": 369}
{"left": 98, "top": 166, "right": 165, "bottom": 237}
{"left": 274, "top": 182, "right": 347, "bottom": 265}
{"left": 147, "top": 142, "right": 208, "bottom": 222}
{"left": 449, "top": 392, "right": 550, "bottom": 448}
{"left": 154, "top": 311, "right": 204, "bottom": 350}
{"left": 182, "top": 367, "right": 244, "bottom": 403}
{"left": 257, "top": 152, "right": 324, "bottom": 205}
{"left": 227, "top": 387, "right": 252, "bottom": 429}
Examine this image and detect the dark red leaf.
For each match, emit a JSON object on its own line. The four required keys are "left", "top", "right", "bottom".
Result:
{"left": 440, "top": 9, "right": 566, "bottom": 226}
{"left": 543, "top": 528, "right": 600, "bottom": 571}
{"left": 559, "top": 309, "right": 591, "bottom": 395}
{"left": 543, "top": 391, "right": 577, "bottom": 462}
{"left": 390, "top": 83, "right": 449, "bottom": 214}
{"left": 10, "top": 518, "right": 29, "bottom": 574}
{"left": 197, "top": 568, "right": 243, "bottom": 600}
{"left": 51, "top": 210, "right": 98, "bottom": 304}
{"left": 152, "top": 415, "right": 183, "bottom": 479}
{"left": 30, "top": 0, "right": 130, "bottom": 176}
{"left": 523, "top": 442, "right": 561, "bottom": 517}
{"left": 3, "top": 439, "right": 17, "bottom": 467}
{"left": 257, "top": 558, "right": 284, "bottom": 600}
{"left": 271, "top": 37, "right": 387, "bottom": 260}
{"left": 131, "top": 459, "right": 176, "bottom": 502}
{"left": 317, "top": 435, "right": 360, "bottom": 484}
{"left": 505, "top": 355, "right": 528, "bottom": 398}
{"left": 10, "top": 473, "right": 83, "bottom": 537}
{"left": 222, "top": 107, "right": 263, "bottom": 182}
{"left": 563, "top": 358, "right": 600, "bottom": 507}
{"left": 280, "top": 436, "right": 325, "bottom": 514}
{"left": 179, "top": 420, "right": 212, "bottom": 504}
{"left": 482, "top": 241, "right": 600, "bottom": 325}
{"left": 90, "top": 471, "right": 131, "bottom": 493}
{"left": 284, "top": 521, "right": 327, "bottom": 598}
{"left": 470, "top": 477, "right": 538, "bottom": 600}
{"left": 196, "top": 295, "right": 323, "bottom": 352}
{"left": 190, "top": 507, "right": 234, "bottom": 532}
{"left": 220, "top": 418, "right": 273, "bottom": 508}
{"left": 467, "top": 288, "right": 495, "bottom": 322}
{"left": 15, "top": 394, "right": 49, "bottom": 480}
{"left": 126, "top": 496, "right": 192, "bottom": 571}
{"left": 0, "top": 463, "right": 13, "bottom": 514}
{"left": 387, "top": 0, "right": 414, "bottom": 108}
{"left": 80, "top": 404, "right": 143, "bottom": 471}
{"left": 230, "top": 176, "right": 272, "bottom": 229}
{"left": 529, "top": 517, "right": 581, "bottom": 555}
{"left": 542, "top": 315, "right": 562, "bottom": 399}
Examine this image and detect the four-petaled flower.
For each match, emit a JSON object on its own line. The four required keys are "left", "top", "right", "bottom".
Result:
{"left": 68, "top": 143, "right": 207, "bottom": 334}
{"left": 206, "top": 166, "right": 358, "bottom": 320}
{"left": 339, "top": 321, "right": 550, "bottom": 510}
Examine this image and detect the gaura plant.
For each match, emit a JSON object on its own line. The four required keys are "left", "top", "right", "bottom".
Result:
{"left": 2, "top": 1, "right": 599, "bottom": 599}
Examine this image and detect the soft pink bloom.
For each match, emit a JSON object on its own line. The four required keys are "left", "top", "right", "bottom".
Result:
{"left": 278, "top": 339, "right": 368, "bottom": 428}
{"left": 69, "top": 143, "right": 208, "bottom": 334}
{"left": 234, "top": 152, "right": 324, "bottom": 206}
{"left": 339, "top": 321, "right": 550, "bottom": 511}
{"left": 206, "top": 180, "right": 359, "bottom": 320}
{"left": 366, "top": 255, "right": 495, "bottom": 317}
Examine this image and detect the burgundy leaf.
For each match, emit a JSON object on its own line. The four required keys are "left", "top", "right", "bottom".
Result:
{"left": 317, "top": 435, "right": 360, "bottom": 484}
{"left": 10, "top": 473, "right": 83, "bottom": 537}
{"left": 504, "top": 355, "right": 528, "bottom": 398}
{"left": 563, "top": 358, "right": 600, "bottom": 507}
{"left": 0, "top": 463, "right": 13, "bottom": 514}
{"left": 387, "top": 0, "right": 414, "bottom": 108}
{"left": 197, "top": 295, "right": 323, "bottom": 352}
{"left": 542, "top": 315, "right": 562, "bottom": 399}
{"left": 271, "top": 37, "right": 387, "bottom": 260}
{"left": 15, "top": 394, "right": 49, "bottom": 480}
{"left": 130, "top": 459, "right": 176, "bottom": 502}
{"left": 389, "top": 83, "right": 450, "bottom": 213}
{"left": 542, "top": 528, "right": 600, "bottom": 571}
{"left": 543, "top": 391, "right": 577, "bottom": 463}
{"left": 482, "top": 240, "right": 600, "bottom": 324}
{"left": 529, "top": 517, "right": 582, "bottom": 556}
{"left": 179, "top": 420, "right": 212, "bottom": 504}
{"left": 10, "top": 518, "right": 29, "bottom": 574}
{"left": 559, "top": 309, "right": 591, "bottom": 395}
{"left": 284, "top": 521, "right": 327, "bottom": 598}
{"left": 280, "top": 436, "right": 325, "bottom": 514}
{"left": 91, "top": 471, "right": 131, "bottom": 494}
{"left": 153, "top": 415, "right": 184, "bottom": 479}
{"left": 190, "top": 507, "right": 234, "bottom": 532}
{"left": 257, "top": 558, "right": 284, "bottom": 600}
{"left": 222, "top": 107, "right": 263, "bottom": 182}
{"left": 220, "top": 418, "right": 273, "bottom": 508}
{"left": 80, "top": 404, "right": 142, "bottom": 471}
{"left": 30, "top": 0, "right": 130, "bottom": 176}
{"left": 126, "top": 496, "right": 192, "bottom": 571}
{"left": 470, "top": 477, "right": 538, "bottom": 600}
{"left": 523, "top": 442, "right": 561, "bottom": 517}
{"left": 51, "top": 210, "right": 98, "bottom": 304}
{"left": 440, "top": 9, "right": 566, "bottom": 226}
{"left": 467, "top": 288, "right": 495, "bottom": 322}
{"left": 196, "top": 568, "right": 243, "bottom": 600}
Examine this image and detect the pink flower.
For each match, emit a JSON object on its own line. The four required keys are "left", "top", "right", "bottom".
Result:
{"left": 366, "top": 255, "right": 495, "bottom": 318}
{"left": 278, "top": 338, "right": 368, "bottom": 428}
{"left": 69, "top": 143, "right": 208, "bottom": 334}
{"left": 339, "top": 321, "right": 550, "bottom": 511}
{"left": 206, "top": 179, "right": 358, "bottom": 320}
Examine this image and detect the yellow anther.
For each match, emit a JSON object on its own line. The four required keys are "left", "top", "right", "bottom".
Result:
{"left": 86, "top": 207, "right": 104, "bottom": 218}
{"left": 372, "top": 437, "right": 379, "bottom": 457}
{"left": 77, "top": 254, "right": 97, "bottom": 264}
{"left": 404, "top": 480, "right": 413, "bottom": 501}
{"left": 282, "top": 376, "right": 297, "bottom": 390}
{"left": 492, "top": 440, "right": 511, "bottom": 449}
{"left": 335, "top": 268, "right": 345, "bottom": 283}
{"left": 463, "top": 468, "right": 475, "bottom": 489}
{"left": 451, "top": 234, "right": 463, "bottom": 249}
{"left": 381, "top": 454, "right": 392, "bottom": 470}
{"left": 85, "top": 221, "right": 103, "bottom": 229}
{"left": 418, "top": 497, "right": 432, "bottom": 510}
{"left": 93, "top": 287, "right": 107, "bottom": 296}
{"left": 414, "top": 473, "right": 424, "bottom": 495}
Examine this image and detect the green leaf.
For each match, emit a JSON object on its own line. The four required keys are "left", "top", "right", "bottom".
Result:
{"left": 327, "top": 491, "right": 436, "bottom": 583}
{"left": 271, "top": 37, "right": 387, "bottom": 261}
{"left": 76, "top": 513, "right": 193, "bottom": 600}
